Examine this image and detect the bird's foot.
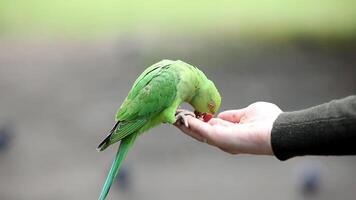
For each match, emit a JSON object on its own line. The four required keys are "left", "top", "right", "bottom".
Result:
{"left": 175, "top": 109, "right": 196, "bottom": 128}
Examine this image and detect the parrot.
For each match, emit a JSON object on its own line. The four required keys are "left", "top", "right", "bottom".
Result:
{"left": 97, "top": 59, "right": 221, "bottom": 200}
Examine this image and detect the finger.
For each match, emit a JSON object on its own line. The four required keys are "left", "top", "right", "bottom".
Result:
{"left": 188, "top": 117, "right": 236, "bottom": 147}
{"left": 180, "top": 116, "right": 222, "bottom": 146}
{"left": 175, "top": 117, "right": 240, "bottom": 151}
{"left": 175, "top": 116, "right": 226, "bottom": 147}
{"left": 217, "top": 146, "right": 239, "bottom": 155}
{"left": 175, "top": 123, "right": 206, "bottom": 142}
{"left": 186, "top": 116, "right": 214, "bottom": 138}
{"left": 208, "top": 118, "right": 235, "bottom": 127}
{"left": 218, "top": 109, "right": 246, "bottom": 123}
{"left": 174, "top": 117, "right": 211, "bottom": 142}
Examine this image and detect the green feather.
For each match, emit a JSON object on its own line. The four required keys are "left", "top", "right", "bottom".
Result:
{"left": 113, "top": 120, "right": 147, "bottom": 140}
{"left": 97, "top": 60, "right": 222, "bottom": 200}
{"left": 98, "top": 133, "right": 138, "bottom": 200}
{"left": 97, "top": 119, "right": 147, "bottom": 151}
{"left": 116, "top": 60, "right": 178, "bottom": 121}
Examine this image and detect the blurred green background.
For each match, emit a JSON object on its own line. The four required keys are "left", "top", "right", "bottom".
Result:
{"left": 0, "top": 1, "right": 355, "bottom": 200}
{"left": 1, "top": 0, "right": 356, "bottom": 40}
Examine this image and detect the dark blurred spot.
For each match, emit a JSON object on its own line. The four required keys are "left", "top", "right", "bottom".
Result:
{"left": 300, "top": 166, "right": 322, "bottom": 197}
{"left": 0, "top": 124, "right": 14, "bottom": 152}
{"left": 115, "top": 164, "right": 131, "bottom": 192}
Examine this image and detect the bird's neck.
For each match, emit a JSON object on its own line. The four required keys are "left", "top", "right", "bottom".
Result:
{"left": 176, "top": 64, "right": 207, "bottom": 103}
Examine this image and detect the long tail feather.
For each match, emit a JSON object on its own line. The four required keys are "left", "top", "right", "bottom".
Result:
{"left": 97, "top": 121, "right": 121, "bottom": 151}
{"left": 98, "top": 133, "right": 138, "bottom": 200}
{"left": 96, "top": 134, "right": 111, "bottom": 152}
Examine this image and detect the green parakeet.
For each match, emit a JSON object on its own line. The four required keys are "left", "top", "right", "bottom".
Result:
{"left": 97, "top": 59, "right": 221, "bottom": 200}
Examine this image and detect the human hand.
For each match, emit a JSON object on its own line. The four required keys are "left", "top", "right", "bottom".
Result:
{"left": 175, "top": 102, "right": 283, "bottom": 155}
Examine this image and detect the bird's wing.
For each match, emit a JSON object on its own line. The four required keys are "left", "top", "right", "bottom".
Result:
{"left": 116, "top": 60, "right": 178, "bottom": 120}
{"left": 111, "top": 61, "right": 179, "bottom": 142}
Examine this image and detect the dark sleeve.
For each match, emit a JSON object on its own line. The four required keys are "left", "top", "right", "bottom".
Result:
{"left": 271, "top": 95, "right": 356, "bottom": 161}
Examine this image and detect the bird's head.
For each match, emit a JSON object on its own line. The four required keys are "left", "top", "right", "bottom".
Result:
{"left": 190, "top": 80, "right": 221, "bottom": 121}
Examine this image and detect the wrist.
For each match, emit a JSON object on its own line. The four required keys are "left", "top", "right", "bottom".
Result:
{"left": 265, "top": 112, "right": 283, "bottom": 155}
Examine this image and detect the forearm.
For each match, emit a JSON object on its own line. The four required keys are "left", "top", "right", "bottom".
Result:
{"left": 271, "top": 95, "right": 356, "bottom": 161}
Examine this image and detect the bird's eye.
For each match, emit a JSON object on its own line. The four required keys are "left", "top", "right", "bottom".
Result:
{"left": 208, "top": 102, "right": 215, "bottom": 110}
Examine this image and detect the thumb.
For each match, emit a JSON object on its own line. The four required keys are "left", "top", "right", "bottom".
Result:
{"left": 217, "top": 108, "right": 246, "bottom": 123}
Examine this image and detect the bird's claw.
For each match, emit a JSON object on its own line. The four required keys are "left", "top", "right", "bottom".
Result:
{"left": 175, "top": 109, "right": 196, "bottom": 128}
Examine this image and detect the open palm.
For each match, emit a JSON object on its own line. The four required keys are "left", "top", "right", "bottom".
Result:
{"left": 175, "top": 102, "right": 282, "bottom": 155}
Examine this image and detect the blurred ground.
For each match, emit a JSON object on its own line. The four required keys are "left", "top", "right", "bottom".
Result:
{"left": 0, "top": 36, "right": 355, "bottom": 200}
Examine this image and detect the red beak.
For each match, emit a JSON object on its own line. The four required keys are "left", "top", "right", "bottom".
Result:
{"left": 203, "top": 113, "right": 213, "bottom": 122}
{"left": 194, "top": 111, "right": 214, "bottom": 122}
